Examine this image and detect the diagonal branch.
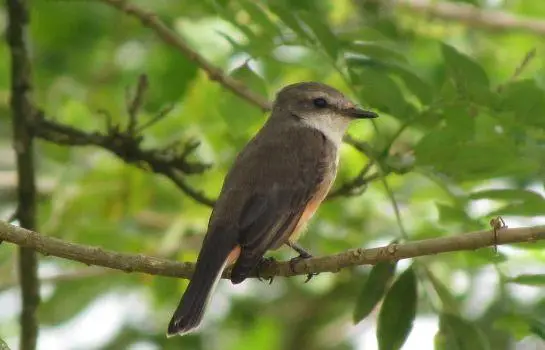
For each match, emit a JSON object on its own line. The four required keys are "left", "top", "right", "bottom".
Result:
{"left": 374, "top": 0, "right": 545, "bottom": 36}
{"left": 98, "top": 0, "right": 272, "bottom": 112}
{"left": 33, "top": 112, "right": 216, "bottom": 207}
{"left": 0, "top": 220, "right": 543, "bottom": 280}
{"left": 6, "top": 0, "right": 40, "bottom": 348}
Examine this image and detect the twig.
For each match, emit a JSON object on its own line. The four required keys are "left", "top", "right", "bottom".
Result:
{"left": 1, "top": 220, "right": 544, "bottom": 280}
{"left": 496, "top": 48, "right": 537, "bottom": 93}
{"left": 126, "top": 74, "right": 148, "bottom": 134}
{"left": 327, "top": 161, "right": 374, "bottom": 199}
{"left": 135, "top": 103, "right": 174, "bottom": 134}
{"left": 98, "top": 0, "right": 271, "bottom": 112}
{"left": 163, "top": 168, "right": 216, "bottom": 207}
{"left": 380, "top": 0, "right": 545, "bottom": 36}
{"left": 6, "top": 0, "right": 39, "bottom": 348}
{"left": 33, "top": 114, "right": 215, "bottom": 206}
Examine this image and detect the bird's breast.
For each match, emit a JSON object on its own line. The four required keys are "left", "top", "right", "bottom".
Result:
{"left": 291, "top": 164, "right": 337, "bottom": 241}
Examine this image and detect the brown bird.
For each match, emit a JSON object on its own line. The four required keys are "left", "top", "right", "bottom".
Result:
{"left": 167, "top": 81, "right": 378, "bottom": 336}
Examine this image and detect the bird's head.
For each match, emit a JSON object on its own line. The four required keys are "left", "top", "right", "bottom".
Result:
{"left": 271, "top": 82, "right": 378, "bottom": 144}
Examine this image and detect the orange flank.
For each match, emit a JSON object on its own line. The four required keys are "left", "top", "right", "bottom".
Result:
{"left": 227, "top": 245, "right": 241, "bottom": 265}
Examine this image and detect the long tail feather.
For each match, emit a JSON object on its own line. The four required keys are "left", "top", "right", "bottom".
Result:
{"left": 167, "top": 235, "right": 238, "bottom": 337}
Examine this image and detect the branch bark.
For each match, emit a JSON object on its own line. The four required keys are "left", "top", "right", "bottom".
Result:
{"left": 34, "top": 113, "right": 216, "bottom": 207}
{"left": 380, "top": 0, "right": 545, "bottom": 35}
{"left": 98, "top": 0, "right": 272, "bottom": 112}
{"left": 0, "top": 220, "right": 543, "bottom": 280}
{"left": 6, "top": 0, "right": 39, "bottom": 348}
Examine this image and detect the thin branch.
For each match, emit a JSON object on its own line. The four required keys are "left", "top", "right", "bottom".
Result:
{"left": 380, "top": 0, "right": 545, "bottom": 36}
{"left": 496, "top": 48, "right": 537, "bottom": 93}
{"left": 0, "top": 220, "right": 544, "bottom": 280}
{"left": 327, "top": 161, "right": 374, "bottom": 199}
{"left": 6, "top": 0, "right": 39, "bottom": 348}
{"left": 33, "top": 113, "right": 216, "bottom": 207}
{"left": 126, "top": 74, "right": 148, "bottom": 134}
{"left": 98, "top": 0, "right": 271, "bottom": 112}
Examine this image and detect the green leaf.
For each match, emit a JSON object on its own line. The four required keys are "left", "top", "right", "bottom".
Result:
{"left": 353, "top": 261, "right": 397, "bottom": 324}
{"left": 377, "top": 266, "right": 417, "bottom": 350}
{"left": 209, "top": 0, "right": 257, "bottom": 41}
{"left": 441, "top": 43, "right": 490, "bottom": 103}
{"left": 507, "top": 274, "right": 545, "bottom": 286}
{"left": 416, "top": 130, "right": 537, "bottom": 181}
{"left": 386, "top": 62, "right": 434, "bottom": 105}
{"left": 425, "top": 272, "right": 460, "bottom": 314}
{"left": 488, "top": 201, "right": 545, "bottom": 217}
{"left": 435, "top": 313, "right": 490, "bottom": 350}
{"left": 147, "top": 44, "right": 198, "bottom": 109}
{"left": 499, "top": 80, "right": 545, "bottom": 129}
{"left": 298, "top": 12, "right": 340, "bottom": 60}
{"left": 464, "top": 248, "right": 508, "bottom": 266}
{"left": 267, "top": 3, "right": 314, "bottom": 43}
{"left": 0, "top": 338, "right": 10, "bottom": 350}
{"left": 351, "top": 67, "right": 412, "bottom": 119}
{"left": 347, "top": 56, "right": 433, "bottom": 105}
{"left": 240, "top": 0, "right": 281, "bottom": 38}
{"left": 217, "top": 63, "right": 268, "bottom": 139}
{"left": 529, "top": 318, "right": 545, "bottom": 340}
{"left": 493, "top": 314, "right": 532, "bottom": 340}
{"left": 347, "top": 42, "right": 407, "bottom": 64}
{"left": 468, "top": 189, "right": 545, "bottom": 202}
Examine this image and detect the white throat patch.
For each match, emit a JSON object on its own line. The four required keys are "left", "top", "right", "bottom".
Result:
{"left": 301, "top": 115, "right": 351, "bottom": 147}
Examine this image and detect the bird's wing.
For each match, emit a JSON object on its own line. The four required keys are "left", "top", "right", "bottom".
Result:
{"left": 214, "top": 126, "right": 335, "bottom": 283}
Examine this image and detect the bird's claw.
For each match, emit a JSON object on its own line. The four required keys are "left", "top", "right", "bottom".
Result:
{"left": 256, "top": 256, "right": 276, "bottom": 284}
{"left": 289, "top": 254, "right": 319, "bottom": 283}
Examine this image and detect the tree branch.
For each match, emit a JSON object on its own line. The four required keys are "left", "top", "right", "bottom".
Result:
{"left": 33, "top": 112, "right": 216, "bottom": 207}
{"left": 98, "top": 0, "right": 272, "bottom": 112}
{"left": 378, "top": 0, "right": 545, "bottom": 35}
{"left": 0, "top": 220, "right": 543, "bottom": 280}
{"left": 6, "top": 0, "right": 39, "bottom": 348}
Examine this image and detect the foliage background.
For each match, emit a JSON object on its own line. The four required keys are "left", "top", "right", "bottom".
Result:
{"left": 1, "top": 0, "right": 545, "bottom": 349}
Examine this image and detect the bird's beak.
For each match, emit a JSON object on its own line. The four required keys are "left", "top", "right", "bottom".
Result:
{"left": 343, "top": 107, "right": 379, "bottom": 119}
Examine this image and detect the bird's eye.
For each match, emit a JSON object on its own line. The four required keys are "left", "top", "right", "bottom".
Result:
{"left": 313, "top": 98, "right": 328, "bottom": 108}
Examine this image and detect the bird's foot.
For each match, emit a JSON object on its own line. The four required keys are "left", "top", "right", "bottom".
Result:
{"left": 289, "top": 253, "right": 319, "bottom": 283}
{"left": 256, "top": 256, "right": 276, "bottom": 284}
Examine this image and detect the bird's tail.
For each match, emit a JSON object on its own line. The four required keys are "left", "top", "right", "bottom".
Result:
{"left": 167, "top": 236, "right": 239, "bottom": 337}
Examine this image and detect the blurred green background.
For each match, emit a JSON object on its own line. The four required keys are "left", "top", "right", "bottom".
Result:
{"left": 2, "top": 0, "right": 545, "bottom": 349}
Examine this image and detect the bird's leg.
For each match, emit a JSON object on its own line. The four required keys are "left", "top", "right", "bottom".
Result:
{"left": 255, "top": 256, "right": 276, "bottom": 284}
{"left": 286, "top": 241, "right": 313, "bottom": 258}
{"left": 285, "top": 241, "right": 318, "bottom": 283}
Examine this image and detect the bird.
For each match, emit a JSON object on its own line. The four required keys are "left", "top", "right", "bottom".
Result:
{"left": 167, "top": 81, "right": 378, "bottom": 337}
